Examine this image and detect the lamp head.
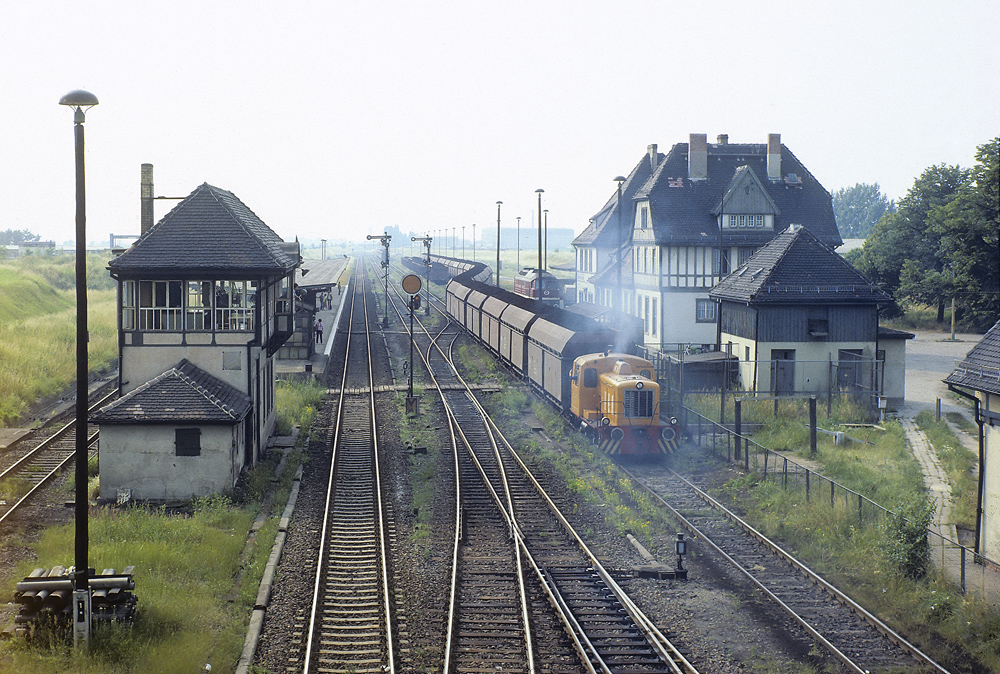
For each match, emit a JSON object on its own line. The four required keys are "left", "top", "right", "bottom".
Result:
{"left": 614, "top": 175, "right": 626, "bottom": 184}
{"left": 59, "top": 90, "right": 99, "bottom": 123}
{"left": 535, "top": 188, "right": 544, "bottom": 194}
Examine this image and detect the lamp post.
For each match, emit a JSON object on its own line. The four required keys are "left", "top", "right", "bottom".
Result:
{"left": 543, "top": 209, "right": 548, "bottom": 271}
{"left": 472, "top": 223, "right": 476, "bottom": 263}
{"left": 60, "top": 88, "right": 98, "bottom": 647}
{"left": 321, "top": 238, "right": 327, "bottom": 260}
{"left": 614, "top": 176, "right": 626, "bottom": 313}
{"left": 452, "top": 227, "right": 455, "bottom": 257}
{"left": 495, "top": 202, "right": 502, "bottom": 287}
{"left": 516, "top": 216, "right": 521, "bottom": 271}
{"left": 462, "top": 225, "right": 465, "bottom": 260}
{"left": 535, "top": 189, "right": 544, "bottom": 274}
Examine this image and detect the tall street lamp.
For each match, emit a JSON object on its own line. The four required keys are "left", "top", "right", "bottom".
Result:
{"left": 472, "top": 223, "right": 476, "bottom": 263}
{"left": 462, "top": 225, "right": 465, "bottom": 260}
{"left": 615, "top": 176, "right": 626, "bottom": 314}
{"left": 495, "top": 202, "right": 502, "bottom": 287}
{"left": 543, "top": 209, "right": 549, "bottom": 271}
{"left": 535, "top": 189, "right": 544, "bottom": 273}
{"left": 516, "top": 216, "right": 521, "bottom": 270}
{"left": 60, "top": 88, "right": 98, "bottom": 647}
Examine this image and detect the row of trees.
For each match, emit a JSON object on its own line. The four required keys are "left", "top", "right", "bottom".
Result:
{"left": 844, "top": 138, "right": 998, "bottom": 332}
{"left": 0, "top": 229, "right": 40, "bottom": 245}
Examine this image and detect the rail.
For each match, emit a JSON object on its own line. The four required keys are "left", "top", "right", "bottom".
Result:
{"left": 676, "top": 404, "right": 999, "bottom": 599}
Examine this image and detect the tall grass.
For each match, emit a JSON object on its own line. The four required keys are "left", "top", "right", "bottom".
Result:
{"left": 274, "top": 378, "right": 325, "bottom": 436}
{"left": 916, "top": 410, "right": 978, "bottom": 530}
{"left": 1, "top": 498, "right": 257, "bottom": 674}
{"left": 0, "top": 276, "right": 119, "bottom": 425}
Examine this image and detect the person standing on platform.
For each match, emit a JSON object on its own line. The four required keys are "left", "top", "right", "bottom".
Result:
{"left": 315, "top": 318, "right": 324, "bottom": 344}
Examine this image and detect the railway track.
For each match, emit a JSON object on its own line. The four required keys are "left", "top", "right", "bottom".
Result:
{"left": 302, "top": 261, "right": 397, "bottom": 674}
{"left": 383, "top": 263, "right": 696, "bottom": 673}
{"left": 0, "top": 389, "right": 117, "bottom": 528}
{"left": 624, "top": 461, "right": 951, "bottom": 674}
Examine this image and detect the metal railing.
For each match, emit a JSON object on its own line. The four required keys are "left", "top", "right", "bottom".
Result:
{"left": 677, "top": 404, "right": 1000, "bottom": 600}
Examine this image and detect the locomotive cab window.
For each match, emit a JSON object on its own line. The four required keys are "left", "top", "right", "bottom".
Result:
{"left": 640, "top": 369, "right": 652, "bottom": 379}
{"left": 583, "top": 368, "right": 598, "bottom": 388}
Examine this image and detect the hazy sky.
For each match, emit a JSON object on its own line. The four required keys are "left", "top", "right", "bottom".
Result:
{"left": 1, "top": 1, "right": 996, "bottom": 247}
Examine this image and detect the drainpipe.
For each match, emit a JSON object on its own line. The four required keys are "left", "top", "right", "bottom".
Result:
{"left": 948, "top": 383, "right": 985, "bottom": 557}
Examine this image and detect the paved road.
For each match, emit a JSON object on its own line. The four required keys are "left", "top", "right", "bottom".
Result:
{"left": 902, "top": 328, "right": 981, "bottom": 421}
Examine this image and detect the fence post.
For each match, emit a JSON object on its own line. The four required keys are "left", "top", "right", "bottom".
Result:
{"left": 831, "top": 479, "right": 835, "bottom": 508}
{"left": 936, "top": 398, "right": 942, "bottom": 423}
{"left": 734, "top": 398, "right": 742, "bottom": 461}
{"left": 806, "top": 470, "right": 810, "bottom": 501}
{"left": 809, "top": 395, "right": 818, "bottom": 457}
{"left": 858, "top": 493, "right": 863, "bottom": 523}
{"left": 961, "top": 546, "right": 967, "bottom": 594}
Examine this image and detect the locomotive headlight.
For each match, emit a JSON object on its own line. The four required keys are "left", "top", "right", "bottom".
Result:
{"left": 670, "top": 417, "right": 678, "bottom": 426}
{"left": 601, "top": 417, "right": 611, "bottom": 426}
{"left": 636, "top": 381, "right": 643, "bottom": 389}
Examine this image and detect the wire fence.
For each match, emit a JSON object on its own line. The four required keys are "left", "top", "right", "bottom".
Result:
{"left": 677, "top": 404, "right": 1000, "bottom": 601}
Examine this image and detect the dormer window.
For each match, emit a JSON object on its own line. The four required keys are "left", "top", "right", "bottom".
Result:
{"left": 726, "top": 214, "right": 766, "bottom": 229}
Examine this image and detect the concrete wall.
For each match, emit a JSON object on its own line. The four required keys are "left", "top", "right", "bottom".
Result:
{"left": 99, "top": 423, "right": 241, "bottom": 501}
{"left": 880, "top": 338, "right": 908, "bottom": 409}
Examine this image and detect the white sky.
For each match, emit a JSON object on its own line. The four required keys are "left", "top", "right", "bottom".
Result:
{"left": 1, "top": 0, "right": 996, "bottom": 247}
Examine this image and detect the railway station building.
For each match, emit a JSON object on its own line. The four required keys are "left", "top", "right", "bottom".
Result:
{"left": 944, "top": 320, "right": 1000, "bottom": 561}
{"left": 572, "top": 134, "right": 843, "bottom": 351}
{"left": 93, "top": 182, "right": 300, "bottom": 501}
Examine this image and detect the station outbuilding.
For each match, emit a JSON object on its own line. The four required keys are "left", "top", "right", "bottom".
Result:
{"left": 945, "top": 319, "right": 1000, "bottom": 561}
{"left": 708, "top": 224, "right": 912, "bottom": 410}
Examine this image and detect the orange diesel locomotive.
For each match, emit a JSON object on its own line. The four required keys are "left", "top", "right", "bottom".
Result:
{"left": 570, "top": 353, "right": 679, "bottom": 455}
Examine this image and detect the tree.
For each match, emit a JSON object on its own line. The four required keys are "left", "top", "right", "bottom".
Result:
{"left": 832, "top": 183, "right": 896, "bottom": 238}
{"left": 854, "top": 139, "right": 999, "bottom": 330}
{"left": 0, "top": 229, "right": 40, "bottom": 245}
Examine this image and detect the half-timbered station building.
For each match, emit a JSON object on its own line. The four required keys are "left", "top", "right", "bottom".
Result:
{"left": 572, "top": 134, "right": 843, "bottom": 350}
{"left": 93, "top": 183, "right": 300, "bottom": 501}
{"left": 708, "top": 224, "right": 912, "bottom": 409}
{"left": 945, "top": 319, "right": 1000, "bottom": 561}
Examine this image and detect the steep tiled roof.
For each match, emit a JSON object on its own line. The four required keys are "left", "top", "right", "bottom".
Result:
{"left": 92, "top": 360, "right": 251, "bottom": 424}
{"left": 108, "top": 183, "right": 298, "bottom": 277}
{"left": 574, "top": 149, "right": 663, "bottom": 247}
{"left": 945, "top": 320, "right": 1000, "bottom": 395}
{"left": 709, "top": 225, "right": 890, "bottom": 305}
{"left": 637, "top": 140, "right": 841, "bottom": 247}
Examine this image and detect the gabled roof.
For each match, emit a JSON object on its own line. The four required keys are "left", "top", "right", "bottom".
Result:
{"left": 944, "top": 320, "right": 1000, "bottom": 396}
{"left": 92, "top": 359, "right": 252, "bottom": 424}
{"left": 709, "top": 225, "right": 889, "bottom": 305}
{"left": 635, "top": 140, "right": 841, "bottom": 247}
{"left": 108, "top": 183, "right": 299, "bottom": 278}
{"left": 574, "top": 148, "right": 663, "bottom": 248}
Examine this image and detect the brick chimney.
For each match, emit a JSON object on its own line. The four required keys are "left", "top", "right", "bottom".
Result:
{"left": 767, "top": 133, "right": 781, "bottom": 181}
{"left": 688, "top": 133, "right": 708, "bottom": 181}
{"left": 647, "top": 143, "right": 658, "bottom": 171}
{"left": 140, "top": 163, "right": 154, "bottom": 234}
